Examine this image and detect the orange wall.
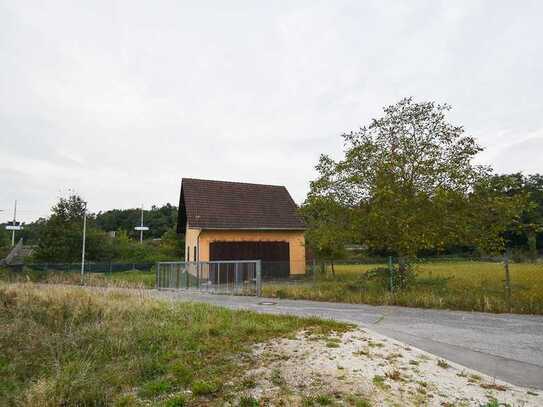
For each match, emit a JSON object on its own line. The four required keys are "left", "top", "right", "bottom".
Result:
{"left": 185, "top": 228, "right": 306, "bottom": 275}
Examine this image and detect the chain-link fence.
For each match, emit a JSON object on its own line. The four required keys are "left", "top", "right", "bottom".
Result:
{"left": 2, "top": 255, "right": 541, "bottom": 313}
{"left": 1, "top": 262, "right": 157, "bottom": 288}
{"left": 259, "top": 255, "right": 543, "bottom": 314}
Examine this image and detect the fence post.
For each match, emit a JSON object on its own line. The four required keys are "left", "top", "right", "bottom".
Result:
{"left": 504, "top": 249, "right": 512, "bottom": 312}
{"left": 312, "top": 259, "right": 316, "bottom": 286}
{"left": 155, "top": 262, "right": 159, "bottom": 289}
{"left": 388, "top": 256, "right": 394, "bottom": 292}
{"left": 256, "top": 260, "right": 262, "bottom": 297}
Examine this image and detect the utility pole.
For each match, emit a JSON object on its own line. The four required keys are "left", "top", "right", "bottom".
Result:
{"left": 81, "top": 211, "right": 87, "bottom": 283}
{"left": 134, "top": 205, "right": 149, "bottom": 244}
{"left": 5, "top": 200, "right": 22, "bottom": 247}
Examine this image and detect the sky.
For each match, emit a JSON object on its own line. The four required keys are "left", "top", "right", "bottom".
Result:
{"left": 1, "top": 0, "right": 542, "bottom": 223}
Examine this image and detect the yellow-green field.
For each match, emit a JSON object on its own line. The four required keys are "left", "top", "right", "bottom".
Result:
{"left": 262, "top": 261, "right": 543, "bottom": 315}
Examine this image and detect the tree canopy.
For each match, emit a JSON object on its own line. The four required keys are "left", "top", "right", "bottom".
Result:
{"left": 33, "top": 195, "right": 183, "bottom": 263}
{"left": 305, "top": 98, "right": 523, "bottom": 258}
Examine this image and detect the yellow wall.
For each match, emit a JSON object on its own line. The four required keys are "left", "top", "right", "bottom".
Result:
{"left": 184, "top": 227, "right": 201, "bottom": 262}
{"left": 185, "top": 228, "right": 306, "bottom": 275}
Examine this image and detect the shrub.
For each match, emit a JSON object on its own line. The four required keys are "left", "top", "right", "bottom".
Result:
{"left": 191, "top": 380, "right": 219, "bottom": 396}
{"left": 138, "top": 378, "right": 174, "bottom": 398}
{"left": 239, "top": 396, "right": 259, "bottom": 407}
{"left": 163, "top": 395, "right": 187, "bottom": 407}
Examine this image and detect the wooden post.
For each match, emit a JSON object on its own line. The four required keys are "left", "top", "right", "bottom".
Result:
{"left": 504, "top": 249, "right": 512, "bottom": 313}
{"left": 388, "top": 256, "right": 394, "bottom": 292}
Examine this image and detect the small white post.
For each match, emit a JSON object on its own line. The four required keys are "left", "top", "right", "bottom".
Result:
{"left": 140, "top": 205, "right": 144, "bottom": 244}
{"left": 134, "top": 205, "right": 149, "bottom": 244}
{"left": 81, "top": 212, "right": 87, "bottom": 283}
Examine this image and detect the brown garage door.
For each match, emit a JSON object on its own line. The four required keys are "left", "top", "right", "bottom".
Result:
{"left": 209, "top": 241, "right": 290, "bottom": 279}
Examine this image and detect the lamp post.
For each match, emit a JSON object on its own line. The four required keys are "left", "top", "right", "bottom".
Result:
{"left": 81, "top": 211, "right": 87, "bottom": 284}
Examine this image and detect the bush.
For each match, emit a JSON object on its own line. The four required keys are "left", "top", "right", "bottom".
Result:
{"left": 365, "top": 265, "right": 416, "bottom": 291}
{"left": 191, "top": 380, "right": 219, "bottom": 396}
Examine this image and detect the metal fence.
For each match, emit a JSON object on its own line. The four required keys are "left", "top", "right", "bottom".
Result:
{"left": 156, "top": 260, "right": 262, "bottom": 296}
{"left": 260, "top": 255, "right": 543, "bottom": 314}
{"left": 23, "top": 262, "right": 155, "bottom": 273}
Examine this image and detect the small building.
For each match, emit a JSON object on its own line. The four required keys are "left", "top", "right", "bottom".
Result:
{"left": 177, "top": 178, "right": 307, "bottom": 277}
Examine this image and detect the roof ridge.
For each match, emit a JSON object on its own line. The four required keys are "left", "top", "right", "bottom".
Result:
{"left": 182, "top": 178, "right": 286, "bottom": 189}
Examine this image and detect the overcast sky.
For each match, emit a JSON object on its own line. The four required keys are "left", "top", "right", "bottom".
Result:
{"left": 1, "top": 1, "right": 542, "bottom": 222}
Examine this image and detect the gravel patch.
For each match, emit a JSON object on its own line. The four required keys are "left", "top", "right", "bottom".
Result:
{"left": 240, "top": 328, "right": 542, "bottom": 406}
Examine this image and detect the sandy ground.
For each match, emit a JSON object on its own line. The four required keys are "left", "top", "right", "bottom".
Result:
{"left": 240, "top": 328, "right": 542, "bottom": 407}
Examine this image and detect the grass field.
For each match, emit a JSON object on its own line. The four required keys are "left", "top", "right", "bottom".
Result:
{"left": 0, "top": 267, "right": 156, "bottom": 289}
{"left": 262, "top": 261, "right": 543, "bottom": 314}
{"left": 0, "top": 283, "right": 347, "bottom": 406}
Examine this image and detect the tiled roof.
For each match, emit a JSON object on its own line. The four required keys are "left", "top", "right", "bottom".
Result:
{"left": 177, "top": 178, "right": 306, "bottom": 231}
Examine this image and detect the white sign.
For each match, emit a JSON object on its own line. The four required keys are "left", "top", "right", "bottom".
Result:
{"left": 6, "top": 225, "right": 23, "bottom": 231}
{"left": 134, "top": 226, "right": 149, "bottom": 231}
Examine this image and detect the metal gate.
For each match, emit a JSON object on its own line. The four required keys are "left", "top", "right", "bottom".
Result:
{"left": 156, "top": 260, "right": 262, "bottom": 296}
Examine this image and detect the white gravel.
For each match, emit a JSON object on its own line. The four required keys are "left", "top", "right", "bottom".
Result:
{"left": 242, "top": 328, "right": 542, "bottom": 406}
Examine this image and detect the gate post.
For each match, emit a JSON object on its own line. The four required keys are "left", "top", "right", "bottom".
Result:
{"left": 256, "top": 260, "right": 262, "bottom": 297}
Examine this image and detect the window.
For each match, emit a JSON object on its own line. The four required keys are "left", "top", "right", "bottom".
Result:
{"left": 194, "top": 246, "right": 197, "bottom": 262}
{"left": 187, "top": 246, "right": 190, "bottom": 261}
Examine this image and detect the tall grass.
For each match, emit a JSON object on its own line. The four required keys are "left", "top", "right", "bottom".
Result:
{"left": 262, "top": 261, "right": 543, "bottom": 314}
{"left": 0, "top": 283, "right": 347, "bottom": 406}
{"left": 0, "top": 267, "right": 156, "bottom": 289}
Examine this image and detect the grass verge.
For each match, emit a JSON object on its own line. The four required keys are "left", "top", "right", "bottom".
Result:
{"left": 0, "top": 282, "right": 348, "bottom": 406}
{"left": 262, "top": 261, "right": 543, "bottom": 314}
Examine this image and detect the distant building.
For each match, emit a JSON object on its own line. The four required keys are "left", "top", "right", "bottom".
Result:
{"left": 176, "top": 178, "right": 306, "bottom": 277}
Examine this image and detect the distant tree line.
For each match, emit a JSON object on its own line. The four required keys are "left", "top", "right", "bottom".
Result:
{"left": 0, "top": 198, "right": 183, "bottom": 263}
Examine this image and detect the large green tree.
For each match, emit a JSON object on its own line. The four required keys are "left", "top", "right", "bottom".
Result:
{"left": 307, "top": 98, "right": 522, "bottom": 259}
{"left": 34, "top": 195, "right": 111, "bottom": 262}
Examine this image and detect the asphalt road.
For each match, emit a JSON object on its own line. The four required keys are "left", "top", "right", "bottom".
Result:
{"left": 153, "top": 290, "right": 543, "bottom": 390}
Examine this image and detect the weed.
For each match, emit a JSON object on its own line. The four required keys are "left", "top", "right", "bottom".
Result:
{"left": 437, "top": 359, "right": 450, "bottom": 369}
{"left": 239, "top": 396, "right": 260, "bottom": 407}
{"left": 372, "top": 375, "right": 389, "bottom": 390}
{"left": 242, "top": 376, "right": 257, "bottom": 389}
{"left": 315, "top": 394, "right": 334, "bottom": 405}
{"left": 367, "top": 341, "right": 384, "bottom": 348}
{"left": 385, "top": 369, "right": 401, "bottom": 381}
{"left": 480, "top": 382, "right": 507, "bottom": 391}
{"left": 170, "top": 362, "right": 193, "bottom": 386}
{"left": 270, "top": 368, "right": 285, "bottom": 386}
{"left": 191, "top": 380, "right": 219, "bottom": 396}
{"left": 139, "top": 378, "right": 174, "bottom": 398}
{"left": 163, "top": 395, "right": 187, "bottom": 407}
